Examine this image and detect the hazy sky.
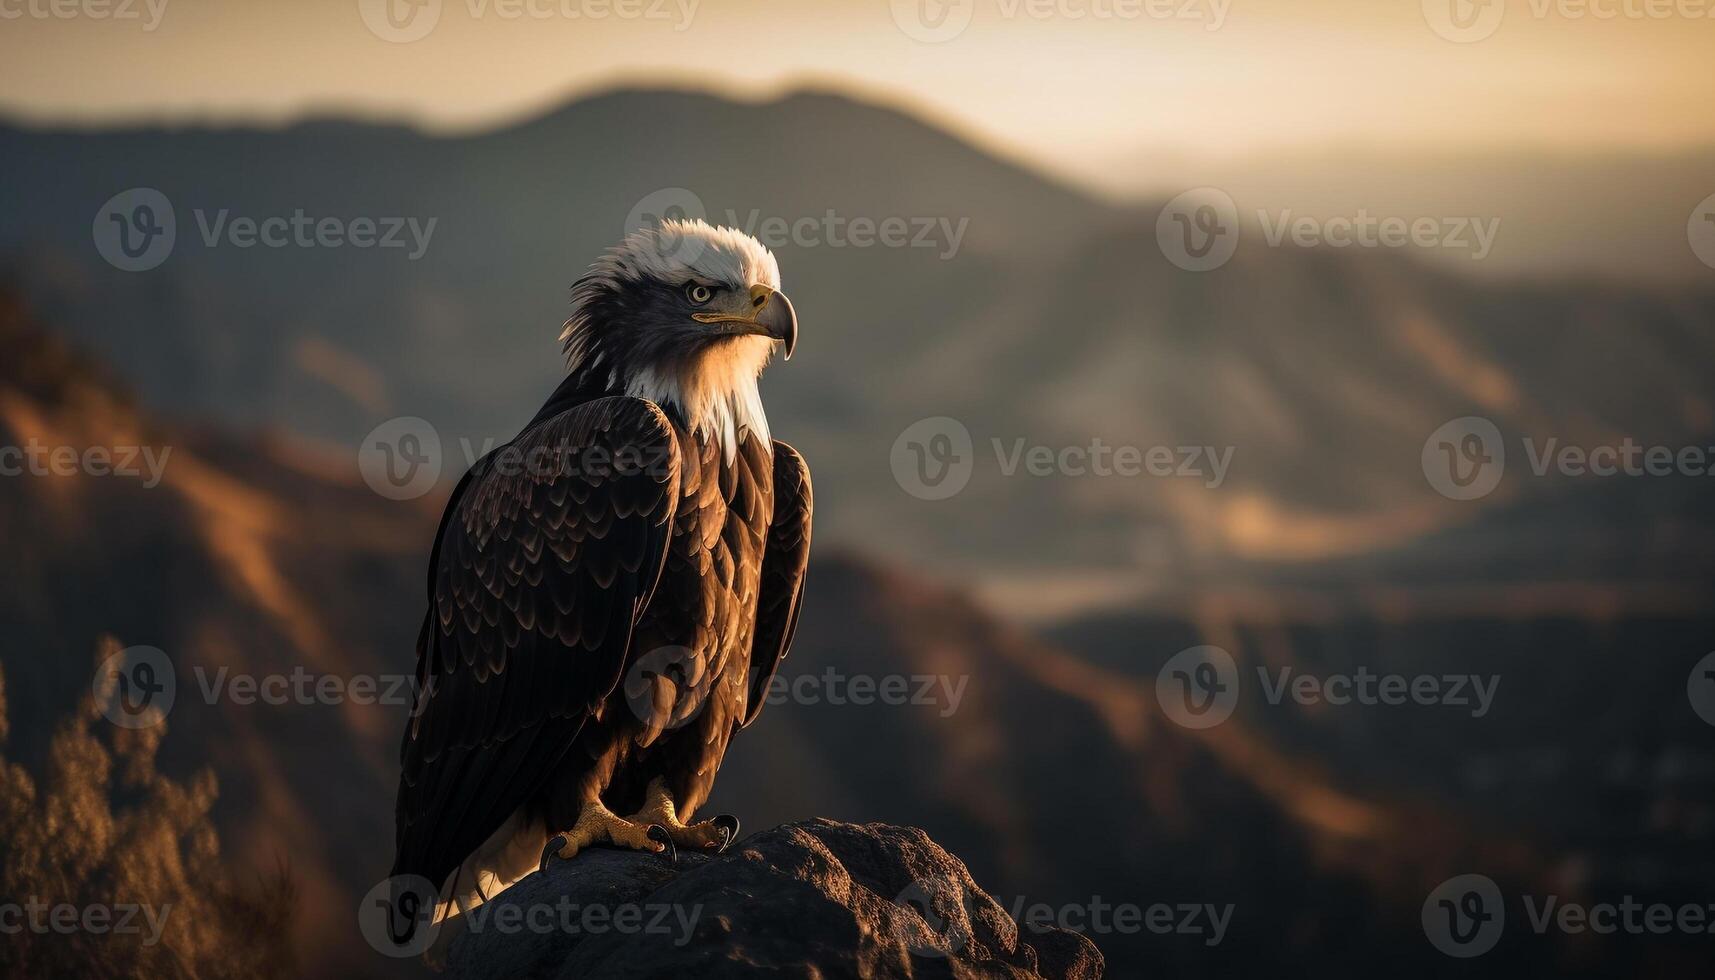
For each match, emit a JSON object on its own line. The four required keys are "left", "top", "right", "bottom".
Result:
{"left": 2, "top": 0, "right": 1712, "bottom": 192}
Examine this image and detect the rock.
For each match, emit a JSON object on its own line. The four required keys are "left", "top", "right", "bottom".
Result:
{"left": 442, "top": 818, "right": 1103, "bottom": 979}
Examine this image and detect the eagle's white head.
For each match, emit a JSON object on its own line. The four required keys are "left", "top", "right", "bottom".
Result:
{"left": 562, "top": 219, "right": 796, "bottom": 455}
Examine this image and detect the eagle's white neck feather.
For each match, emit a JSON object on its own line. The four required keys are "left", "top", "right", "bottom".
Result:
{"left": 622, "top": 337, "right": 773, "bottom": 461}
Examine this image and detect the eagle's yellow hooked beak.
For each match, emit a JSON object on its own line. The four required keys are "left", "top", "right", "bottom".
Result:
{"left": 691, "top": 285, "right": 799, "bottom": 361}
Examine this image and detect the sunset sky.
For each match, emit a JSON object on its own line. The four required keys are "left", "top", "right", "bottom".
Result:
{"left": 2, "top": 0, "right": 1712, "bottom": 192}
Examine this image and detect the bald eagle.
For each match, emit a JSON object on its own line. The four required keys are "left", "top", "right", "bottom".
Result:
{"left": 389, "top": 220, "right": 812, "bottom": 947}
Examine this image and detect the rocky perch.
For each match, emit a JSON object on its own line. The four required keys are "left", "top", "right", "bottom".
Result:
{"left": 443, "top": 819, "right": 1103, "bottom": 979}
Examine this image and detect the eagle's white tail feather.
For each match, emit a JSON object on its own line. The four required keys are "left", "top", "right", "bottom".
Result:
{"left": 423, "top": 808, "right": 547, "bottom": 967}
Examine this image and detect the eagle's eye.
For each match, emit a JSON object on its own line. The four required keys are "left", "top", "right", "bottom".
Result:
{"left": 686, "top": 283, "right": 714, "bottom": 305}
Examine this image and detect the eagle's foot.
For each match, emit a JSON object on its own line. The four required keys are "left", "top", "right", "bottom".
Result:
{"left": 666, "top": 815, "right": 737, "bottom": 854}
{"left": 647, "top": 824, "right": 678, "bottom": 865}
{"left": 624, "top": 779, "right": 741, "bottom": 854}
{"left": 709, "top": 814, "right": 740, "bottom": 853}
{"left": 539, "top": 802, "right": 666, "bottom": 872}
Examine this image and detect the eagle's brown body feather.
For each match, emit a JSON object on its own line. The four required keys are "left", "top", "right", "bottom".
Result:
{"left": 392, "top": 395, "right": 811, "bottom": 928}
{"left": 545, "top": 424, "right": 774, "bottom": 825}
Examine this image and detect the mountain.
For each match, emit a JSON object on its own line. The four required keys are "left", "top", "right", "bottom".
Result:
{"left": 6, "top": 88, "right": 1714, "bottom": 614}
{"left": 1095, "top": 143, "right": 1715, "bottom": 281}
{"left": 4, "top": 291, "right": 1712, "bottom": 977}
{"left": 0, "top": 287, "right": 432, "bottom": 976}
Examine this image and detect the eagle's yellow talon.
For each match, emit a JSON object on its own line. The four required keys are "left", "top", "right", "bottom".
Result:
{"left": 623, "top": 778, "right": 739, "bottom": 852}
{"left": 546, "top": 802, "right": 664, "bottom": 869}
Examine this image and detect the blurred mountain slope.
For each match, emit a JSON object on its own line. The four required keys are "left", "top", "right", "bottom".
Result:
{"left": 1, "top": 289, "right": 1633, "bottom": 978}
{"left": 1099, "top": 143, "right": 1715, "bottom": 280}
{"left": 4, "top": 89, "right": 1714, "bottom": 607}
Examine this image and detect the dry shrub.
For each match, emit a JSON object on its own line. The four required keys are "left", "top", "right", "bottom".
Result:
{"left": 0, "top": 638, "right": 295, "bottom": 979}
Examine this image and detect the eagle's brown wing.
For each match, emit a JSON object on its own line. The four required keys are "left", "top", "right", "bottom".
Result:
{"left": 391, "top": 396, "right": 681, "bottom": 898}
{"left": 742, "top": 440, "right": 813, "bottom": 728}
